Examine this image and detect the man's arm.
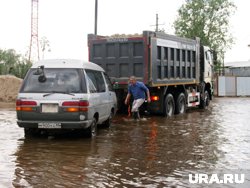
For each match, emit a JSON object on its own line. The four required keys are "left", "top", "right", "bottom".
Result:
{"left": 140, "top": 83, "right": 151, "bottom": 103}
{"left": 125, "top": 93, "right": 131, "bottom": 105}
{"left": 146, "top": 89, "right": 151, "bottom": 103}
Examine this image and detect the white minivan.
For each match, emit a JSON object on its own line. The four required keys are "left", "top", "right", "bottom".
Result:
{"left": 16, "top": 59, "right": 117, "bottom": 137}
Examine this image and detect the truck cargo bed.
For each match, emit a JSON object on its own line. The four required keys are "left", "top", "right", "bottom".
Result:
{"left": 88, "top": 31, "right": 201, "bottom": 87}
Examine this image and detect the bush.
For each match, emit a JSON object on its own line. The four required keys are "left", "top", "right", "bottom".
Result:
{"left": 0, "top": 49, "right": 32, "bottom": 79}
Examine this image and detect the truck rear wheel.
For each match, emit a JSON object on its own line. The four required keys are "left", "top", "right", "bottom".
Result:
{"left": 164, "top": 94, "right": 175, "bottom": 117}
{"left": 175, "top": 93, "right": 186, "bottom": 114}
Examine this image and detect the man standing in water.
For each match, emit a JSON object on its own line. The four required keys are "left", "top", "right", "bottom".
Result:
{"left": 124, "top": 76, "right": 151, "bottom": 120}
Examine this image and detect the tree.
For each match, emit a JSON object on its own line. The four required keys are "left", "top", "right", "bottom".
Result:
{"left": 0, "top": 49, "right": 32, "bottom": 78}
{"left": 174, "top": 0, "right": 236, "bottom": 64}
{"left": 0, "top": 49, "right": 20, "bottom": 75}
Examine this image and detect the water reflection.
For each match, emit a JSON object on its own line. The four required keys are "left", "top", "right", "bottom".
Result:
{"left": 13, "top": 137, "right": 96, "bottom": 187}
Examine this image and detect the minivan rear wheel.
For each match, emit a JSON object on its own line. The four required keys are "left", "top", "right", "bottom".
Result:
{"left": 24, "top": 128, "right": 40, "bottom": 137}
{"left": 86, "top": 118, "right": 97, "bottom": 138}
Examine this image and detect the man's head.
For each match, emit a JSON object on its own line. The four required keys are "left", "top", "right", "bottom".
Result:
{"left": 129, "top": 76, "right": 136, "bottom": 85}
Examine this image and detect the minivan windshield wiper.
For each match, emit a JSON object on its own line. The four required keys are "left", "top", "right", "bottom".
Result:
{"left": 43, "top": 91, "right": 75, "bottom": 97}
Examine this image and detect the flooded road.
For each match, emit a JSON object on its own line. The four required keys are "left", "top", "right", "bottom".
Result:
{"left": 0, "top": 97, "right": 250, "bottom": 187}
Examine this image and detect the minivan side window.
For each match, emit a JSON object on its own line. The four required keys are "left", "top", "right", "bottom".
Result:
{"left": 104, "top": 73, "right": 113, "bottom": 91}
{"left": 87, "top": 76, "right": 97, "bottom": 93}
{"left": 85, "top": 70, "right": 106, "bottom": 93}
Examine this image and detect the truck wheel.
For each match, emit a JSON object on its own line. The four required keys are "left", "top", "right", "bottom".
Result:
{"left": 199, "top": 90, "right": 210, "bottom": 109}
{"left": 86, "top": 118, "right": 97, "bottom": 138}
{"left": 164, "top": 94, "right": 175, "bottom": 117}
{"left": 175, "top": 93, "right": 186, "bottom": 114}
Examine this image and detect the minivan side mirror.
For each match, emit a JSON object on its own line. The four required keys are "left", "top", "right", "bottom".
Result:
{"left": 33, "top": 65, "right": 44, "bottom": 75}
{"left": 34, "top": 65, "right": 47, "bottom": 83}
{"left": 38, "top": 75, "right": 47, "bottom": 82}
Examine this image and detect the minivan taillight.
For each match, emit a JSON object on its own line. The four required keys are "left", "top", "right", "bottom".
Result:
{"left": 16, "top": 100, "right": 37, "bottom": 111}
{"left": 62, "top": 100, "right": 89, "bottom": 112}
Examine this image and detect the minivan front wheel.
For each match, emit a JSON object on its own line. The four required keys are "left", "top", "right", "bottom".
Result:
{"left": 86, "top": 118, "right": 97, "bottom": 138}
{"left": 103, "top": 112, "right": 113, "bottom": 128}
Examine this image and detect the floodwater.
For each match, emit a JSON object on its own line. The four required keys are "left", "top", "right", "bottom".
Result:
{"left": 0, "top": 97, "right": 250, "bottom": 188}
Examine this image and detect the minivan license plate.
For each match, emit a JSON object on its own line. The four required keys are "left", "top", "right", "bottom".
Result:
{"left": 38, "top": 122, "right": 61, "bottom": 129}
{"left": 41, "top": 104, "right": 58, "bottom": 113}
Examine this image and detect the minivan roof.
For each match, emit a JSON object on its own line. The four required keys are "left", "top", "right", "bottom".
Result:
{"left": 31, "top": 59, "right": 104, "bottom": 72}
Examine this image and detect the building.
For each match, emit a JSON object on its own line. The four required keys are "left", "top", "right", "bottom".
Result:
{"left": 224, "top": 61, "right": 250, "bottom": 76}
{"left": 216, "top": 61, "right": 250, "bottom": 96}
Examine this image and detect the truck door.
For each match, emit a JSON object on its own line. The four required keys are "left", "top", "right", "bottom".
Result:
{"left": 203, "top": 47, "right": 213, "bottom": 84}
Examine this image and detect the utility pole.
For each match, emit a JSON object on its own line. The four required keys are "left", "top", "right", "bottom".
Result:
{"left": 94, "top": 0, "right": 98, "bottom": 35}
{"left": 150, "top": 14, "right": 164, "bottom": 32}
{"left": 156, "top": 13, "right": 159, "bottom": 32}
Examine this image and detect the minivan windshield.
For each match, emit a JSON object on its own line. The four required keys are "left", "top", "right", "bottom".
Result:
{"left": 21, "top": 68, "right": 86, "bottom": 93}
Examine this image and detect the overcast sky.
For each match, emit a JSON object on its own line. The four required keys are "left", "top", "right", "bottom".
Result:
{"left": 0, "top": 0, "right": 249, "bottom": 63}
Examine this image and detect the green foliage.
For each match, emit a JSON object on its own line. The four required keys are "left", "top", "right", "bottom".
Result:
{"left": 174, "top": 0, "right": 236, "bottom": 63}
{"left": 0, "top": 49, "right": 32, "bottom": 79}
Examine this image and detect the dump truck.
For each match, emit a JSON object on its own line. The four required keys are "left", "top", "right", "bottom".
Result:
{"left": 88, "top": 31, "right": 214, "bottom": 116}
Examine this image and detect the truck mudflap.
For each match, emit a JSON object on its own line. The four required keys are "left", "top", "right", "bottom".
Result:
{"left": 187, "top": 92, "right": 200, "bottom": 107}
